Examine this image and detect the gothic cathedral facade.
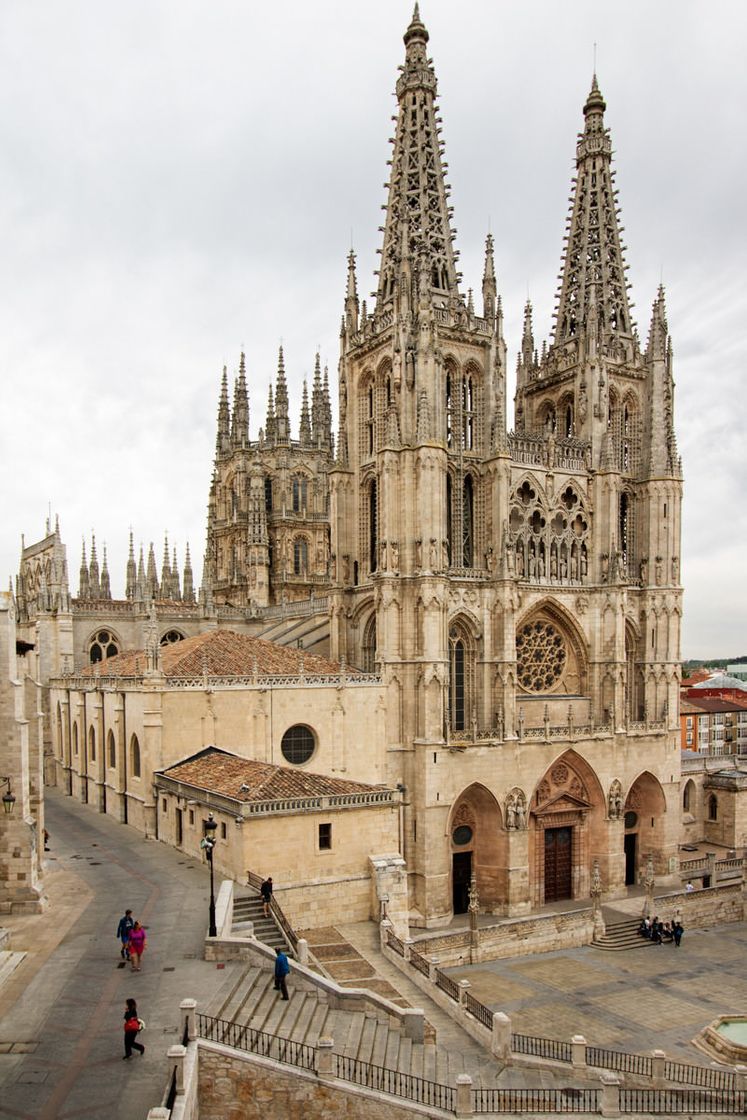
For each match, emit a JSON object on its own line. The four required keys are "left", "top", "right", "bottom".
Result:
{"left": 16, "top": 8, "right": 683, "bottom": 928}
{"left": 329, "top": 9, "right": 682, "bottom": 923}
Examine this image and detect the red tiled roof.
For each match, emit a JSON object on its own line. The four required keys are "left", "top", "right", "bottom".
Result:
{"left": 159, "top": 747, "right": 388, "bottom": 801}
{"left": 681, "top": 696, "right": 746, "bottom": 715}
{"left": 80, "top": 628, "right": 356, "bottom": 680}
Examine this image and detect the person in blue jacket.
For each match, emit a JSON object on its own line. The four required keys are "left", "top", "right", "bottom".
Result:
{"left": 274, "top": 947, "right": 290, "bottom": 1000}
{"left": 116, "top": 909, "right": 134, "bottom": 960}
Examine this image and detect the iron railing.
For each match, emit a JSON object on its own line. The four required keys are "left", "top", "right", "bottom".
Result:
{"left": 512, "top": 1032, "right": 573, "bottom": 1063}
{"left": 465, "top": 990, "right": 493, "bottom": 1029}
{"left": 246, "top": 870, "right": 299, "bottom": 953}
{"left": 435, "top": 969, "right": 460, "bottom": 1001}
{"left": 197, "top": 1014, "right": 315, "bottom": 1070}
{"left": 335, "top": 1054, "right": 455, "bottom": 1111}
{"left": 409, "top": 949, "right": 430, "bottom": 977}
{"left": 473, "top": 1087, "right": 600, "bottom": 1113}
{"left": 620, "top": 1088, "right": 745, "bottom": 1114}
{"left": 586, "top": 1045, "right": 651, "bottom": 1077}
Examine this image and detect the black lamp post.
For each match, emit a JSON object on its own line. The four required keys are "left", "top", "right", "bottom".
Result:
{"left": 202, "top": 812, "right": 218, "bottom": 937}
{"left": 0, "top": 778, "right": 16, "bottom": 816}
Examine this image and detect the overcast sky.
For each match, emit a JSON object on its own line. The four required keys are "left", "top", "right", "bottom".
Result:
{"left": 1, "top": 1, "right": 745, "bottom": 659}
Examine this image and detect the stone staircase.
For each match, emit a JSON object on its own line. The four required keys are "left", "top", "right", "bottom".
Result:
{"left": 207, "top": 963, "right": 509, "bottom": 1085}
{"left": 0, "top": 951, "right": 26, "bottom": 991}
{"left": 591, "top": 917, "right": 652, "bottom": 951}
{"left": 231, "top": 891, "right": 289, "bottom": 953}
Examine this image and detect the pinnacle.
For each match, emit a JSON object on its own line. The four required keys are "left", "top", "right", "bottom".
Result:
{"left": 584, "top": 72, "right": 606, "bottom": 115}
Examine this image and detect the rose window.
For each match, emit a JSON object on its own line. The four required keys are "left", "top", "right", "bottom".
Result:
{"left": 516, "top": 620, "right": 566, "bottom": 692}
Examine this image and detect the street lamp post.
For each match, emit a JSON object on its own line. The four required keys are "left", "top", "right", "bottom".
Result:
{"left": 201, "top": 813, "right": 218, "bottom": 937}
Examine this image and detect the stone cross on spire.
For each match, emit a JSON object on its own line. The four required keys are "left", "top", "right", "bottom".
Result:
{"left": 553, "top": 75, "right": 633, "bottom": 346}
{"left": 376, "top": 6, "right": 460, "bottom": 307}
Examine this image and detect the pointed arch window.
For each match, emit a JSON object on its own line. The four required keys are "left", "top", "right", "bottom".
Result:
{"left": 619, "top": 491, "right": 634, "bottom": 576}
{"left": 107, "top": 730, "right": 116, "bottom": 769}
{"left": 292, "top": 477, "right": 308, "bottom": 513}
{"left": 368, "top": 479, "right": 378, "bottom": 573}
{"left": 449, "top": 622, "right": 476, "bottom": 733}
{"left": 708, "top": 794, "right": 718, "bottom": 821}
{"left": 131, "top": 734, "right": 141, "bottom": 779}
{"left": 56, "top": 703, "right": 63, "bottom": 759}
{"left": 293, "top": 538, "right": 308, "bottom": 575}
{"left": 367, "top": 386, "right": 375, "bottom": 455}
{"left": 362, "top": 615, "right": 377, "bottom": 674}
{"left": 88, "top": 726, "right": 96, "bottom": 763}
{"left": 73, "top": 723, "right": 79, "bottom": 756}
{"left": 463, "top": 476, "right": 474, "bottom": 568}
{"left": 264, "top": 477, "right": 273, "bottom": 512}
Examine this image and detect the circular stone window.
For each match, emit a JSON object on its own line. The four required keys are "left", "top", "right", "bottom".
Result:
{"left": 624, "top": 811, "right": 638, "bottom": 830}
{"left": 516, "top": 620, "right": 567, "bottom": 692}
{"left": 89, "top": 629, "right": 119, "bottom": 664}
{"left": 280, "top": 724, "right": 316, "bottom": 765}
{"left": 452, "top": 825, "right": 473, "bottom": 846}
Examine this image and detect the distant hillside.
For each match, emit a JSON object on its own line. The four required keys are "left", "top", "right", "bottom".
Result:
{"left": 683, "top": 656, "right": 747, "bottom": 677}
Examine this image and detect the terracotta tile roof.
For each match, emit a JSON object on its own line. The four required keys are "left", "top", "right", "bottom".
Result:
{"left": 681, "top": 696, "right": 746, "bottom": 715}
{"left": 79, "top": 628, "right": 356, "bottom": 680}
{"left": 159, "top": 747, "right": 388, "bottom": 801}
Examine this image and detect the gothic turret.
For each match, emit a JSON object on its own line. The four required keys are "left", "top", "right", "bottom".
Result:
{"left": 645, "top": 286, "right": 680, "bottom": 477}
{"left": 482, "top": 233, "right": 496, "bottom": 322}
{"left": 78, "top": 539, "right": 89, "bottom": 599}
{"left": 100, "top": 545, "right": 111, "bottom": 600}
{"left": 376, "top": 4, "right": 460, "bottom": 307}
{"left": 554, "top": 76, "right": 633, "bottom": 346}
{"left": 299, "top": 379, "right": 311, "bottom": 444}
{"left": 146, "top": 543, "right": 159, "bottom": 600}
{"left": 89, "top": 535, "right": 101, "bottom": 599}
{"left": 231, "top": 353, "right": 249, "bottom": 448}
{"left": 274, "top": 346, "right": 290, "bottom": 443}
{"left": 344, "top": 249, "right": 359, "bottom": 335}
{"left": 216, "top": 367, "right": 230, "bottom": 455}
{"left": 126, "top": 531, "right": 137, "bottom": 600}
{"left": 182, "top": 543, "right": 194, "bottom": 604}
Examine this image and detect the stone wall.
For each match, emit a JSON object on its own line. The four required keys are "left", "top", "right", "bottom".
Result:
{"left": 414, "top": 907, "right": 595, "bottom": 966}
{"left": 197, "top": 1046, "right": 434, "bottom": 1120}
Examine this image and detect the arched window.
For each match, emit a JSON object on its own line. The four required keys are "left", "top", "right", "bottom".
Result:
{"left": 89, "top": 629, "right": 119, "bottom": 664}
{"left": 463, "top": 375, "right": 474, "bottom": 450}
{"left": 281, "top": 725, "right": 315, "bottom": 765}
{"left": 107, "top": 730, "right": 116, "bottom": 769}
{"left": 368, "top": 479, "right": 378, "bottom": 573}
{"left": 88, "top": 726, "right": 96, "bottom": 762}
{"left": 131, "top": 734, "right": 141, "bottom": 779}
{"left": 56, "top": 703, "right": 63, "bottom": 759}
{"left": 463, "top": 475, "right": 474, "bottom": 568}
{"left": 264, "top": 477, "right": 273, "bottom": 511}
{"left": 292, "top": 477, "right": 308, "bottom": 513}
{"left": 367, "top": 385, "right": 374, "bottom": 455}
{"left": 362, "top": 615, "right": 377, "bottom": 673}
{"left": 683, "top": 780, "right": 694, "bottom": 813}
{"left": 73, "top": 723, "right": 79, "bottom": 755}
{"left": 619, "top": 492, "right": 633, "bottom": 575}
{"left": 293, "top": 538, "right": 308, "bottom": 575}
{"left": 565, "top": 402, "right": 574, "bottom": 438}
{"left": 708, "top": 794, "right": 718, "bottom": 821}
{"left": 449, "top": 622, "right": 475, "bottom": 733}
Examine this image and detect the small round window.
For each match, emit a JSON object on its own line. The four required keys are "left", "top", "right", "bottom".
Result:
{"left": 452, "top": 825, "right": 473, "bottom": 846}
{"left": 624, "top": 811, "right": 638, "bottom": 830}
{"left": 281, "top": 725, "right": 316, "bottom": 765}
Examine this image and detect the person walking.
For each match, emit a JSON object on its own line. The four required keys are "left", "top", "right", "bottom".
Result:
{"left": 116, "top": 909, "right": 134, "bottom": 961}
{"left": 274, "top": 947, "right": 290, "bottom": 1000}
{"left": 128, "top": 921, "right": 147, "bottom": 971}
{"left": 260, "top": 877, "right": 273, "bottom": 918}
{"left": 123, "top": 998, "right": 145, "bottom": 1059}
{"left": 673, "top": 921, "right": 684, "bottom": 947}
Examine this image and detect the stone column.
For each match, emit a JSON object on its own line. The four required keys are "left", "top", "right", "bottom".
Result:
{"left": 600, "top": 1072, "right": 621, "bottom": 1118}
{"left": 651, "top": 1049, "right": 665, "bottom": 1087}
{"left": 167, "top": 1045, "right": 186, "bottom": 1094}
{"left": 180, "top": 998, "right": 197, "bottom": 1043}
{"left": 504, "top": 827, "right": 530, "bottom": 916}
{"left": 491, "top": 1011, "right": 511, "bottom": 1061}
{"left": 316, "top": 1037, "right": 335, "bottom": 1080}
{"left": 455, "top": 1073, "right": 473, "bottom": 1118}
{"left": 571, "top": 1034, "right": 587, "bottom": 1071}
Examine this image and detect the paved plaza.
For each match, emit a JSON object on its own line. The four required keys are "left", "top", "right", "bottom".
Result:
{"left": 445, "top": 922, "right": 747, "bottom": 1064}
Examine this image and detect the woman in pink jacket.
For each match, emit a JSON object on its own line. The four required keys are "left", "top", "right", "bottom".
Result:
{"left": 129, "top": 921, "right": 147, "bottom": 971}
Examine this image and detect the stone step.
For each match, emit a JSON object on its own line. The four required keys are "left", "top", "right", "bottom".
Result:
{"left": 0, "top": 952, "right": 25, "bottom": 993}
{"left": 592, "top": 918, "right": 653, "bottom": 951}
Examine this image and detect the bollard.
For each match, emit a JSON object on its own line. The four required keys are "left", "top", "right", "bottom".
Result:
{"left": 167, "top": 1045, "right": 187, "bottom": 1095}
{"left": 455, "top": 1073, "right": 473, "bottom": 1118}
{"left": 600, "top": 1072, "right": 621, "bottom": 1118}
{"left": 316, "top": 1036, "right": 335, "bottom": 1080}
{"left": 297, "top": 937, "right": 309, "bottom": 966}
{"left": 458, "top": 979, "right": 471, "bottom": 1007}
{"left": 651, "top": 1049, "right": 665, "bottom": 1087}
{"left": 180, "top": 998, "right": 197, "bottom": 1044}
{"left": 491, "top": 1011, "right": 511, "bottom": 1062}
{"left": 401, "top": 1008, "right": 425, "bottom": 1043}
{"left": 571, "top": 1034, "right": 587, "bottom": 1070}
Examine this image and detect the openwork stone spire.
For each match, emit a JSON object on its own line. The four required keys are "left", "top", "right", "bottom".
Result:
{"left": 376, "top": 6, "right": 460, "bottom": 306}
{"left": 553, "top": 76, "right": 633, "bottom": 345}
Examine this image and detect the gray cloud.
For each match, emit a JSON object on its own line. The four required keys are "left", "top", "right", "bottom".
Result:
{"left": 1, "top": 0, "right": 745, "bottom": 658}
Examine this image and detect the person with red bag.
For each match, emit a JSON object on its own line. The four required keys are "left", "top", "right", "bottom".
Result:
{"left": 123, "top": 998, "right": 145, "bottom": 1059}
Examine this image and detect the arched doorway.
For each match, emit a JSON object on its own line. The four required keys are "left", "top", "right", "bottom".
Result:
{"left": 624, "top": 772, "right": 667, "bottom": 882}
{"left": 449, "top": 785, "right": 504, "bottom": 915}
{"left": 530, "top": 751, "right": 606, "bottom": 905}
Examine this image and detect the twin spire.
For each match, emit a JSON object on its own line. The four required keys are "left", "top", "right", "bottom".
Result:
{"left": 553, "top": 73, "right": 633, "bottom": 346}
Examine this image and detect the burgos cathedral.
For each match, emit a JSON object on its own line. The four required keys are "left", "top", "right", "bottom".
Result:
{"left": 15, "top": 7, "right": 684, "bottom": 929}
